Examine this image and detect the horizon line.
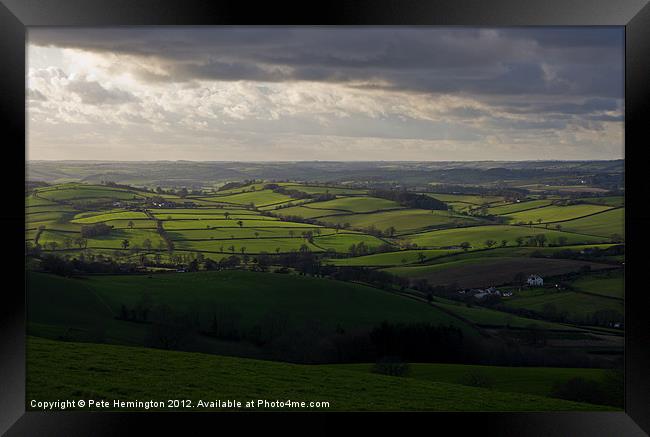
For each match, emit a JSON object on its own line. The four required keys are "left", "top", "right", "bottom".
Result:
{"left": 25, "top": 158, "right": 625, "bottom": 163}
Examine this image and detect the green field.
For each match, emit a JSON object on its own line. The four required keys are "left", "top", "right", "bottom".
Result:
{"left": 26, "top": 337, "right": 610, "bottom": 411}
{"left": 312, "top": 232, "right": 388, "bottom": 252}
{"left": 155, "top": 213, "right": 273, "bottom": 220}
{"left": 580, "top": 196, "right": 624, "bottom": 207}
{"left": 584, "top": 196, "right": 625, "bottom": 207}
{"left": 36, "top": 184, "right": 144, "bottom": 201}
{"left": 327, "top": 243, "right": 619, "bottom": 268}
{"left": 326, "top": 248, "right": 462, "bottom": 266}
{"left": 102, "top": 219, "right": 157, "bottom": 229}
{"left": 25, "top": 210, "right": 74, "bottom": 224}
{"left": 162, "top": 218, "right": 311, "bottom": 230}
{"left": 487, "top": 199, "right": 554, "bottom": 215}
{"left": 26, "top": 204, "right": 77, "bottom": 215}
{"left": 429, "top": 296, "right": 582, "bottom": 331}
{"left": 85, "top": 229, "right": 165, "bottom": 249}
{"left": 425, "top": 193, "right": 506, "bottom": 205}
{"left": 72, "top": 211, "right": 150, "bottom": 224}
{"left": 407, "top": 225, "right": 607, "bottom": 249}
{"left": 173, "top": 237, "right": 322, "bottom": 253}
{"left": 26, "top": 195, "right": 59, "bottom": 207}
{"left": 319, "top": 209, "right": 476, "bottom": 234}
{"left": 304, "top": 196, "right": 402, "bottom": 213}
{"left": 569, "top": 271, "right": 624, "bottom": 299}
{"left": 152, "top": 207, "right": 255, "bottom": 215}
{"left": 201, "top": 189, "right": 293, "bottom": 207}
{"left": 282, "top": 184, "right": 368, "bottom": 195}
{"left": 399, "top": 244, "right": 618, "bottom": 264}
{"left": 503, "top": 204, "right": 613, "bottom": 224}
{"left": 384, "top": 257, "right": 616, "bottom": 289}
{"left": 274, "top": 205, "right": 344, "bottom": 219}
{"left": 502, "top": 289, "right": 623, "bottom": 321}
{"left": 558, "top": 208, "right": 624, "bottom": 238}
{"left": 167, "top": 226, "right": 332, "bottom": 241}
{"left": 37, "top": 228, "right": 165, "bottom": 250}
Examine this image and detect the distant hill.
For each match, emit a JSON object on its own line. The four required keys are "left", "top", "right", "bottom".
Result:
{"left": 25, "top": 160, "right": 624, "bottom": 190}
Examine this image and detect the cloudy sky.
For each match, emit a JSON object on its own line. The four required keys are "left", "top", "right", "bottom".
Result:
{"left": 27, "top": 27, "right": 624, "bottom": 161}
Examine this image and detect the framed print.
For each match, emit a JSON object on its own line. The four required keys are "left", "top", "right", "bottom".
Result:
{"left": 1, "top": 0, "right": 649, "bottom": 435}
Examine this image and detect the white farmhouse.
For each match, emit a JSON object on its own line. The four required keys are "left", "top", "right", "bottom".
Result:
{"left": 527, "top": 274, "right": 544, "bottom": 286}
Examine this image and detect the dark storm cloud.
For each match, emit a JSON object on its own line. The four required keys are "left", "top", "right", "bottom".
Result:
{"left": 28, "top": 27, "right": 623, "bottom": 99}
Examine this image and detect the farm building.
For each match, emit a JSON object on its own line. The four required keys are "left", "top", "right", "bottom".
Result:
{"left": 527, "top": 275, "right": 544, "bottom": 286}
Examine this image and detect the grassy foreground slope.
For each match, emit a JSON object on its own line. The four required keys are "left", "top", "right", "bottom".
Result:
{"left": 323, "top": 362, "right": 611, "bottom": 399}
{"left": 26, "top": 337, "right": 611, "bottom": 411}
{"left": 27, "top": 271, "right": 476, "bottom": 338}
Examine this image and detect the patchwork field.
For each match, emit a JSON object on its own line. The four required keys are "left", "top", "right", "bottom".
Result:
{"left": 27, "top": 182, "right": 623, "bottom": 260}
{"left": 26, "top": 179, "right": 625, "bottom": 412}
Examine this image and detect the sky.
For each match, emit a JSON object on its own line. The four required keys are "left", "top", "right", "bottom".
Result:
{"left": 27, "top": 27, "right": 624, "bottom": 162}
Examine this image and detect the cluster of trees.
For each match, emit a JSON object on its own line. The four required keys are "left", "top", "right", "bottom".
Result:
{"left": 329, "top": 266, "right": 410, "bottom": 290}
{"left": 38, "top": 253, "right": 138, "bottom": 275}
{"left": 152, "top": 302, "right": 469, "bottom": 365}
{"left": 80, "top": 223, "right": 112, "bottom": 238}
{"left": 347, "top": 242, "right": 371, "bottom": 257}
{"left": 264, "top": 184, "right": 311, "bottom": 200}
{"left": 512, "top": 234, "right": 549, "bottom": 247}
{"left": 369, "top": 189, "right": 447, "bottom": 210}
{"left": 101, "top": 181, "right": 141, "bottom": 191}
{"left": 156, "top": 220, "right": 174, "bottom": 252}
{"left": 265, "top": 184, "right": 337, "bottom": 203}
{"left": 117, "top": 294, "right": 154, "bottom": 323}
{"left": 218, "top": 180, "right": 257, "bottom": 192}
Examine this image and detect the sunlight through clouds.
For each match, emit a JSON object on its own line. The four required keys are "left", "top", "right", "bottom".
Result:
{"left": 27, "top": 27, "right": 624, "bottom": 161}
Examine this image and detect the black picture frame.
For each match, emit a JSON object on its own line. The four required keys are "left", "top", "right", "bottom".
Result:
{"left": 1, "top": 1, "right": 649, "bottom": 435}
